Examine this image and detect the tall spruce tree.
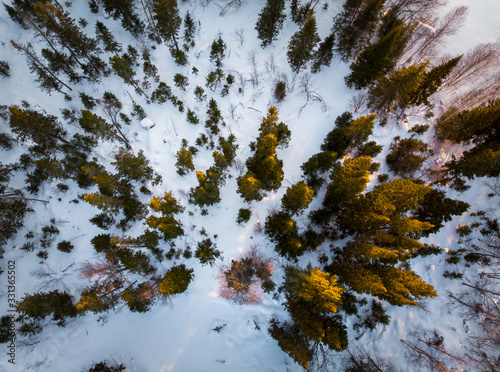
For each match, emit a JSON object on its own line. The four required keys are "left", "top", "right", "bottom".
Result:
{"left": 287, "top": 15, "right": 320, "bottom": 73}
{"left": 311, "top": 32, "right": 335, "bottom": 73}
{"left": 333, "top": 0, "right": 386, "bottom": 62}
{"left": 345, "top": 24, "right": 409, "bottom": 89}
{"left": 255, "top": 0, "right": 286, "bottom": 48}
{"left": 151, "top": 0, "right": 181, "bottom": 51}
{"left": 98, "top": 0, "right": 143, "bottom": 36}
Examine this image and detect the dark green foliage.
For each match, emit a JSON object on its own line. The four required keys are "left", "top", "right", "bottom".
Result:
{"left": 286, "top": 16, "right": 320, "bottom": 72}
{"left": 209, "top": 36, "right": 227, "bottom": 67}
{"left": 408, "top": 56, "right": 462, "bottom": 106}
{"left": 281, "top": 181, "right": 313, "bottom": 215}
{"left": 443, "top": 271, "right": 463, "bottom": 279}
{"left": 274, "top": 80, "right": 286, "bottom": 101}
{"left": 151, "top": 82, "right": 172, "bottom": 104}
{"left": 311, "top": 32, "right": 335, "bottom": 73}
{"left": 265, "top": 211, "right": 305, "bottom": 259}
{"left": 385, "top": 136, "right": 429, "bottom": 177}
{"left": 0, "top": 61, "right": 10, "bottom": 77}
{"left": 186, "top": 109, "right": 199, "bottom": 125}
{"left": 437, "top": 100, "right": 500, "bottom": 179}
{"left": 0, "top": 315, "right": 14, "bottom": 343}
{"left": 345, "top": 24, "right": 409, "bottom": 89}
{"left": 255, "top": 0, "right": 286, "bottom": 48}
{"left": 236, "top": 208, "right": 251, "bottom": 224}
{"left": 120, "top": 283, "right": 153, "bottom": 313}
{"left": 321, "top": 112, "right": 377, "bottom": 157}
{"left": 80, "top": 92, "right": 97, "bottom": 110}
{"left": 99, "top": 0, "right": 143, "bottom": 36}
{"left": 189, "top": 169, "right": 222, "bottom": 207}
{"left": 174, "top": 73, "right": 188, "bottom": 90}
{"left": 0, "top": 133, "right": 14, "bottom": 150}
{"left": 57, "top": 240, "right": 74, "bottom": 253}
{"left": 409, "top": 123, "right": 430, "bottom": 134}
{"left": 115, "top": 248, "right": 155, "bottom": 275}
{"left": 131, "top": 103, "right": 147, "bottom": 120}
{"left": 194, "top": 85, "right": 206, "bottom": 102}
{"left": 89, "top": 212, "right": 115, "bottom": 230}
{"left": 159, "top": 264, "right": 194, "bottom": 296}
{"left": 415, "top": 189, "right": 469, "bottom": 236}
{"left": 333, "top": 0, "right": 386, "bottom": 62}
{"left": 17, "top": 290, "right": 77, "bottom": 325}
{"left": 205, "top": 98, "right": 224, "bottom": 134}
{"left": 110, "top": 56, "right": 147, "bottom": 97}
{"left": 175, "top": 141, "right": 195, "bottom": 175}
{"left": 88, "top": 361, "right": 125, "bottom": 372}
{"left": 152, "top": 0, "right": 181, "bottom": 51}
{"left": 300, "top": 151, "right": 338, "bottom": 191}
{"left": 357, "top": 140, "right": 383, "bottom": 157}
{"left": 91, "top": 234, "right": 114, "bottom": 253}
{"left": 183, "top": 11, "right": 196, "bottom": 48}
{"left": 353, "top": 300, "right": 390, "bottom": 332}
{"left": 195, "top": 238, "right": 221, "bottom": 266}
{"left": 268, "top": 319, "right": 311, "bottom": 369}
{"left": 112, "top": 148, "right": 155, "bottom": 182}
{"left": 95, "top": 21, "right": 121, "bottom": 53}
{"left": 412, "top": 243, "right": 443, "bottom": 258}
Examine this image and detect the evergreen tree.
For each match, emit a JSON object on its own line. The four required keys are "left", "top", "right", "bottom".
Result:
{"left": 95, "top": 21, "right": 122, "bottom": 53}
{"left": 112, "top": 148, "right": 155, "bottom": 182}
{"left": 281, "top": 181, "right": 314, "bottom": 215}
{"left": 345, "top": 24, "right": 409, "bottom": 89}
{"left": 268, "top": 319, "right": 312, "bottom": 369}
{"left": 311, "top": 32, "right": 335, "bottom": 73}
{"left": 236, "top": 174, "right": 264, "bottom": 202}
{"left": 175, "top": 144, "right": 195, "bottom": 176}
{"left": 79, "top": 110, "right": 127, "bottom": 145}
{"left": 158, "top": 264, "right": 194, "bottom": 296}
{"left": 8, "top": 107, "right": 69, "bottom": 154}
{"left": 189, "top": 169, "right": 222, "bottom": 207}
{"left": 31, "top": 2, "right": 105, "bottom": 80}
{"left": 146, "top": 193, "right": 184, "bottom": 241}
{"left": 152, "top": 0, "right": 181, "bottom": 51}
{"left": 437, "top": 100, "right": 500, "bottom": 179}
{"left": 255, "top": 0, "right": 286, "bottom": 48}
{"left": 408, "top": 56, "right": 462, "bottom": 106}
{"left": 321, "top": 113, "right": 377, "bottom": 157}
{"left": 385, "top": 136, "right": 430, "bottom": 177}
{"left": 209, "top": 36, "right": 227, "bottom": 68}
{"left": 10, "top": 41, "right": 72, "bottom": 94}
{"left": 265, "top": 211, "right": 305, "bottom": 259}
{"left": 17, "top": 290, "right": 78, "bottom": 325}
{"left": 286, "top": 15, "right": 320, "bottom": 73}
{"left": 245, "top": 134, "right": 283, "bottom": 191}
{"left": 98, "top": 0, "right": 143, "bottom": 36}
{"left": 110, "top": 56, "right": 148, "bottom": 98}
{"left": 183, "top": 11, "right": 196, "bottom": 48}
{"left": 415, "top": 188, "right": 469, "bottom": 236}
{"left": 329, "top": 179, "right": 437, "bottom": 306}
{"left": 321, "top": 156, "right": 373, "bottom": 217}
{"left": 368, "top": 62, "right": 428, "bottom": 113}
{"left": 258, "top": 106, "right": 291, "bottom": 148}
{"left": 333, "top": 0, "right": 386, "bottom": 62}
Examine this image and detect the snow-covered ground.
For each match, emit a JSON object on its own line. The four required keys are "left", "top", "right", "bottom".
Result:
{"left": 0, "top": 1, "right": 499, "bottom": 371}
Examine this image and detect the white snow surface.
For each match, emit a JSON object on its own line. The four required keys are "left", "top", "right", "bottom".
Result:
{"left": 0, "top": 1, "right": 498, "bottom": 371}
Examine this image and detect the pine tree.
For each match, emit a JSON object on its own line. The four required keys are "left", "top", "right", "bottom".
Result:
{"left": 95, "top": 21, "right": 122, "bottom": 53}
{"left": 385, "top": 136, "right": 430, "bottom": 177}
{"left": 158, "top": 264, "right": 194, "bottom": 296}
{"left": 408, "top": 56, "right": 462, "bottom": 106}
{"left": 436, "top": 100, "right": 500, "bottom": 180}
{"left": 281, "top": 181, "right": 314, "bottom": 215}
{"left": 287, "top": 15, "right": 320, "bottom": 73}
{"left": 99, "top": 0, "right": 143, "bottom": 36}
{"left": 255, "top": 0, "right": 286, "bottom": 48}
{"left": 183, "top": 11, "right": 196, "bottom": 48}
{"left": 146, "top": 193, "right": 184, "bottom": 241}
{"left": 345, "top": 24, "right": 409, "bottom": 89}
{"left": 300, "top": 151, "right": 338, "bottom": 191}
{"left": 368, "top": 62, "right": 428, "bottom": 113}
{"left": 110, "top": 56, "right": 148, "bottom": 98}
{"left": 236, "top": 174, "right": 264, "bottom": 202}
{"left": 112, "top": 148, "right": 155, "bottom": 182}
{"left": 311, "top": 32, "right": 335, "bottom": 73}
{"left": 151, "top": 0, "right": 181, "bottom": 51}
{"left": 17, "top": 290, "right": 78, "bottom": 325}
{"left": 322, "top": 156, "right": 373, "bottom": 216}
{"left": 10, "top": 41, "right": 72, "bottom": 94}
{"left": 8, "top": 107, "right": 69, "bottom": 154}
{"left": 321, "top": 113, "right": 377, "bottom": 157}
{"left": 333, "top": 0, "right": 386, "bottom": 62}
{"left": 246, "top": 134, "right": 284, "bottom": 191}
{"left": 31, "top": 2, "right": 105, "bottom": 80}
{"left": 79, "top": 110, "right": 126, "bottom": 144}
{"left": 258, "top": 106, "right": 291, "bottom": 148}
{"left": 268, "top": 319, "right": 312, "bottom": 369}
{"left": 209, "top": 36, "right": 227, "bottom": 68}
{"left": 265, "top": 211, "right": 305, "bottom": 259}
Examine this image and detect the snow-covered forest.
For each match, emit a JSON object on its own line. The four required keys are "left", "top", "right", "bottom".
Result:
{"left": 0, "top": 0, "right": 499, "bottom": 371}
